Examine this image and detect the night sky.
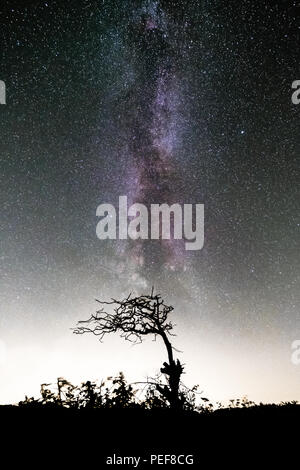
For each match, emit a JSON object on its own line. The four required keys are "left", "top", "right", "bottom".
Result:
{"left": 0, "top": 0, "right": 299, "bottom": 404}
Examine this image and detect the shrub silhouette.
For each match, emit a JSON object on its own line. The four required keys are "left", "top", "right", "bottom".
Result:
{"left": 19, "top": 373, "right": 143, "bottom": 409}
{"left": 18, "top": 372, "right": 203, "bottom": 411}
{"left": 18, "top": 374, "right": 300, "bottom": 417}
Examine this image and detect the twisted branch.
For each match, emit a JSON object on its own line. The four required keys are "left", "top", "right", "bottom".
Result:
{"left": 73, "top": 291, "right": 174, "bottom": 345}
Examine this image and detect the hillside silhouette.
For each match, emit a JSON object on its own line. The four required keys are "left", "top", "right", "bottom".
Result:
{"left": 1, "top": 398, "right": 299, "bottom": 467}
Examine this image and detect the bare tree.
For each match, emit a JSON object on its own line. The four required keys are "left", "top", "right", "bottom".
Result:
{"left": 73, "top": 290, "right": 184, "bottom": 409}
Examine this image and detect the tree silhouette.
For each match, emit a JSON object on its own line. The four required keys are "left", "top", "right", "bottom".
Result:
{"left": 73, "top": 291, "right": 184, "bottom": 409}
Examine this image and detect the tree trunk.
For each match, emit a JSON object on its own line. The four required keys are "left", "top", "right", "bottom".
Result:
{"left": 158, "top": 330, "right": 184, "bottom": 409}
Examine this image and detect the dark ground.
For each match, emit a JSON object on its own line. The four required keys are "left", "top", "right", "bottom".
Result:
{"left": 1, "top": 404, "right": 299, "bottom": 467}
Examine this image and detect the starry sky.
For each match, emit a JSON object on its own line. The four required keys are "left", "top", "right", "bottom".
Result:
{"left": 0, "top": 0, "right": 299, "bottom": 404}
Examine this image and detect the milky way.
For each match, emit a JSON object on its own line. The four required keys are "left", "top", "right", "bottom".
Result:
{"left": 115, "top": 3, "right": 188, "bottom": 285}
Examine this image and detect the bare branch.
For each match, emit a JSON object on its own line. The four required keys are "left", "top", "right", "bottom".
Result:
{"left": 73, "top": 292, "right": 175, "bottom": 345}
